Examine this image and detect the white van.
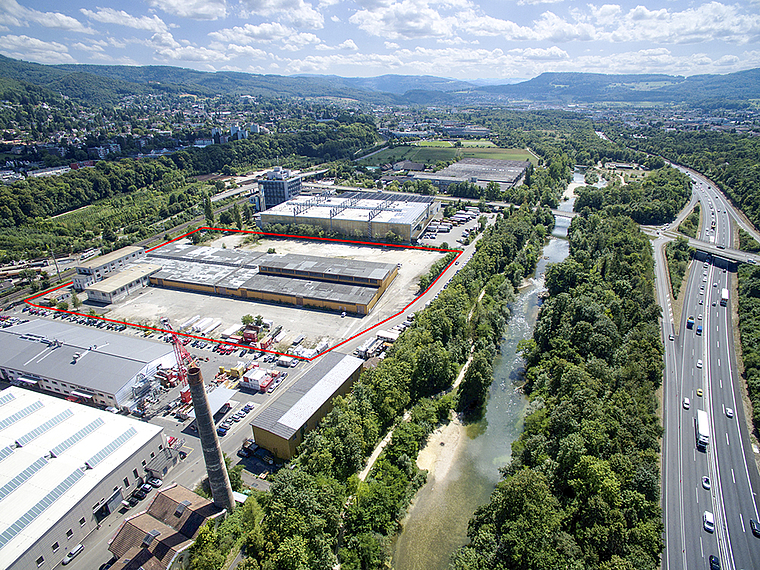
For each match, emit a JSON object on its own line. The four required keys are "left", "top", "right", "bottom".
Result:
{"left": 703, "top": 511, "right": 715, "bottom": 533}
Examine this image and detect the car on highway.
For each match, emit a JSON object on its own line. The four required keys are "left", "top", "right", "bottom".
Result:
{"left": 697, "top": 388, "right": 703, "bottom": 397}
{"left": 704, "top": 511, "right": 715, "bottom": 533}
{"left": 698, "top": 314, "right": 703, "bottom": 320}
{"left": 726, "top": 408, "right": 734, "bottom": 418}
{"left": 697, "top": 359, "right": 703, "bottom": 368}
{"left": 62, "top": 543, "right": 84, "bottom": 565}
{"left": 750, "top": 518, "right": 760, "bottom": 538}
{"left": 669, "top": 334, "right": 674, "bottom": 341}
{"left": 683, "top": 397, "right": 690, "bottom": 410}
{"left": 709, "top": 555, "right": 720, "bottom": 570}
{"left": 702, "top": 476, "right": 711, "bottom": 490}
{"left": 699, "top": 299, "right": 704, "bottom": 305}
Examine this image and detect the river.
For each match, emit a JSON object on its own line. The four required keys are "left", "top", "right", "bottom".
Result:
{"left": 392, "top": 199, "right": 573, "bottom": 570}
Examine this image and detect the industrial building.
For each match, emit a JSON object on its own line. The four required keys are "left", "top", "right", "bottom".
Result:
{"left": 261, "top": 166, "right": 302, "bottom": 208}
{"left": 251, "top": 352, "right": 364, "bottom": 460}
{"left": 139, "top": 244, "right": 398, "bottom": 315}
{"left": 412, "top": 158, "right": 530, "bottom": 191}
{"left": 108, "top": 484, "right": 225, "bottom": 570}
{"left": 73, "top": 246, "right": 146, "bottom": 291}
{"left": 85, "top": 264, "right": 163, "bottom": 304}
{"left": 0, "top": 319, "right": 175, "bottom": 410}
{"left": 258, "top": 190, "right": 439, "bottom": 242}
{"left": 0, "top": 387, "right": 164, "bottom": 570}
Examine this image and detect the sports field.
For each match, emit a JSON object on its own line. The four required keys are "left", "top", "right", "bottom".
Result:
{"left": 359, "top": 145, "right": 535, "bottom": 166}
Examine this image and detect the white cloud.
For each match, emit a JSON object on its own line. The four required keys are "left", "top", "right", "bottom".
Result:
{"left": 148, "top": 0, "right": 227, "bottom": 20}
{"left": 315, "top": 38, "right": 358, "bottom": 51}
{"left": 511, "top": 46, "right": 570, "bottom": 60}
{"left": 150, "top": 32, "right": 232, "bottom": 62}
{"left": 210, "top": 21, "right": 322, "bottom": 51}
{"left": 384, "top": 41, "right": 399, "bottom": 49}
{"left": 517, "top": 0, "right": 562, "bottom": 5}
{"left": 0, "top": 34, "right": 75, "bottom": 63}
{"left": 210, "top": 22, "right": 293, "bottom": 44}
{"left": 240, "top": 0, "right": 324, "bottom": 29}
{"left": 80, "top": 8, "right": 169, "bottom": 34}
{"left": 226, "top": 43, "right": 268, "bottom": 59}
{"left": 0, "top": 0, "right": 95, "bottom": 33}
{"left": 349, "top": 0, "right": 458, "bottom": 40}
{"left": 72, "top": 39, "right": 107, "bottom": 53}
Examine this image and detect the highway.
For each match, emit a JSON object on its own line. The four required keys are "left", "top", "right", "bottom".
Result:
{"left": 660, "top": 169, "right": 760, "bottom": 570}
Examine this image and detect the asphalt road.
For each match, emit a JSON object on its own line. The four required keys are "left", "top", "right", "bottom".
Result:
{"left": 660, "top": 171, "right": 760, "bottom": 570}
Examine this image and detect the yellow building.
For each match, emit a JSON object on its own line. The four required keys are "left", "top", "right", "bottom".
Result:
{"left": 251, "top": 352, "right": 364, "bottom": 460}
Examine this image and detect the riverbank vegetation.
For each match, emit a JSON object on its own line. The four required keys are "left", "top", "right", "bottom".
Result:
{"left": 574, "top": 166, "right": 692, "bottom": 225}
{"left": 187, "top": 205, "right": 554, "bottom": 569}
{"left": 678, "top": 203, "right": 700, "bottom": 238}
{"left": 737, "top": 265, "right": 760, "bottom": 430}
{"left": 666, "top": 236, "right": 694, "bottom": 299}
{"left": 452, "top": 213, "right": 664, "bottom": 570}
{"left": 610, "top": 129, "right": 760, "bottom": 229}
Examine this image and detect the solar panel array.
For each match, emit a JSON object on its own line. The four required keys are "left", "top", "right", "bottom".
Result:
{"left": 0, "top": 392, "right": 15, "bottom": 407}
{"left": 15, "top": 409, "right": 74, "bottom": 447}
{"left": 0, "top": 446, "right": 14, "bottom": 462}
{"left": 0, "top": 468, "right": 85, "bottom": 550}
{"left": 0, "top": 457, "right": 48, "bottom": 503}
{"left": 50, "top": 417, "right": 104, "bottom": 458}
{"left": 0, "top": 400, "right": 43, "bottom": 432}
{"left": 85, "top": 427, "right": 137, "bottom": 469}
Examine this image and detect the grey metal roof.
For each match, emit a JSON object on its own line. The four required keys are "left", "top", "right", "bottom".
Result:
{"left": 259, "top": 253, "right": 395, "bottom": 282}
{"left": 0, "top": 320, "right": 173, "bottom": 395}
{"left": 435, "top": 158, "right": 530, "bottom": 184}
{"left": 241, "top": 274, "right": 379, "bottom": 305}
{"left": 147, "top": 243, "right": 265, "bottom": 268}
{"left": 252, "top": 352, "right": 363, "bottom": 440}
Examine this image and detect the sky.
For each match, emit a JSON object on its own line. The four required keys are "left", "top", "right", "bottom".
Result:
{"left": 0, "top": 0, "right": 759, "bottom": 81}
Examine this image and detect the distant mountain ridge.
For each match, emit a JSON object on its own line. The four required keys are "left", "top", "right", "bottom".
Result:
{"left": 0, "top": 54, "right": 759, "bottom": 107}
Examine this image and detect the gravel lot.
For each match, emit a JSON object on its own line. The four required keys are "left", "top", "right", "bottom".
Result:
{"left": 102, "top": 235, "right": 445, "bottom": 350}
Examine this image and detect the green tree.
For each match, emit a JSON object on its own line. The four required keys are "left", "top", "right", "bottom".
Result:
{"left": 242, "top": 314, "right": 254, "bottom": 326}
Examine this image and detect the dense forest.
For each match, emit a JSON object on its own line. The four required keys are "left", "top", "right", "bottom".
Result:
{"left": 452, "top": 213, "right": 664, "bottom": 570}
{"left": 609, "top": 128, "right": 760, "bottom": 229}
{"left": 574, "top": 166, "right": 692, "bottom": 225}
{"left": 737, "top": 265, "right": 760, "bottom": 431}
{"left": 187, "top": 205, "right": 555, "bottom": 569}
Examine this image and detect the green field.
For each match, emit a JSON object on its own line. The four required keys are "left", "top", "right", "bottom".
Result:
{"left": 416, "top": 140, "right": 453, "bottom": 147}
{"left": 359, "top": 146, "right": 535, "bottom": 166}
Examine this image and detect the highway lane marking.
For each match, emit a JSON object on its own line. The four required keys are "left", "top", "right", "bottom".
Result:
{"left": 727, "top": 433, "right": 730, "bottom": 447}
{"left": 733, "top": 469, "right": 736, "bottom": 484}
{"left": 740, "top": 513, "right": 745, "bottom": 531}
{"left": 700, "top": 536, "right": 704, "bottom": 558}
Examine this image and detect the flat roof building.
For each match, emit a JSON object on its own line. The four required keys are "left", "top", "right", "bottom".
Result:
{"left": 0, "top": 387, "right": 164, "bottom": 570}
{"left": 0, "top": 319, "right": 175, "bottom": 410}
{"left": 259, "top": 190, "right": 439, "bottom": 242}
{"left": 85, "top": 264, "right": 163, "bottom": 304}
{"left": 412, "top": 158, "right": 530, "bottom": 191}
{"left": 73, "top": 246, "right": 146, "bottom": 291}
{"left": 139, "top": 246, "right": 397, "bottom": 315}
{"left": 261, "top": 166, "right": 301, "bottom": 208}
{"left": 251, "top": 352, "right": 364, "bottom": 460}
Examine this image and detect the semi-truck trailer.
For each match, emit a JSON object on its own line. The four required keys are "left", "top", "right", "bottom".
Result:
{"left": 697, "top": 409, "right": 710, "bottom": 450}
{"left": 721, "top": 288, "right": 729, "bottom": 306}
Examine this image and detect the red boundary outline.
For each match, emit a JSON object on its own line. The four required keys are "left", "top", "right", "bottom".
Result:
{"left": 23, "top": 229, "right": 462, "bottom": 361}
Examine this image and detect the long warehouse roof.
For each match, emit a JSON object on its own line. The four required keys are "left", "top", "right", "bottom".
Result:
{"left": 252, "top": 352, "right": 363, "bottom": 440}
{"left": 0, "top": 320, "right": 174, "bottom": 395}
{"left": 0, "top": 387, "right": 162, "bottom": 567}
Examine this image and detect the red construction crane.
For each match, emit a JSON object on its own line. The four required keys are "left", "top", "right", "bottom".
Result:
{"left": 161, "top": 318, "right": 197, "bottom": 404}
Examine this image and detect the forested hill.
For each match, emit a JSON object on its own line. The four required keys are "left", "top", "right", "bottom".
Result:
{"left": 2, "top": 54, "right": 759, "bottom": 108}
{"left": 474, "top": 69, "right": 760, "bottom": 105}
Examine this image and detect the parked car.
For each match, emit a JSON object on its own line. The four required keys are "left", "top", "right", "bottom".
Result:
{"left": 132, "top": 489, "right": 147, "bottom": 500}
{"left": 140, "top": 483, "right": 153, "bottom": 494}
{"left": 217, "top": 426, "right": 228, "bottom": 436}
{"left": 148, "top": 477, "right": 163, "bottom": 488}
{"left": 62, "top": 543, "right": 84, "bottom": 565}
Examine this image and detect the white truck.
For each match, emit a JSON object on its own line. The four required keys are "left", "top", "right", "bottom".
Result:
{"left": 720, "top": 287, "right": 729, "bottom": 306}
{"left": 697, "top": 409, "right": 710, "bottom": 450}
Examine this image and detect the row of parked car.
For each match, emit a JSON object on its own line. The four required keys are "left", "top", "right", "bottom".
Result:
{"left": 216, "top": 402, "right": 255, "bottom": 436}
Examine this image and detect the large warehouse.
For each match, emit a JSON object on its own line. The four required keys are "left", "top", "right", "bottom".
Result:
{"left": 251, "top": 352, "right": 364, "bottom": 460}
{"left": 258, "top": 190, "right": 439, "bottom": 242}
{"left": 140, "top": 244, "right": 398, "bottom": 315}
{"left": 0, "top": 319, "right": 175, "bottom": 410}
{"left": 412, "top": 158, "right": 530, "bottom": 191}
{"left": 0, "top": 387, "right": 164, "bottom": 570}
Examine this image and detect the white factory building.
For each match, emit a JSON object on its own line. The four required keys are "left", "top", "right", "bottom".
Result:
{"left": 73, "top": 246, "right": 146, "bottom": 291}
{"left": 0, "top": 320, "right": 175, "bottom": 411}
{"left": 0, "top": 387, "right": 164, "bottom": 570}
